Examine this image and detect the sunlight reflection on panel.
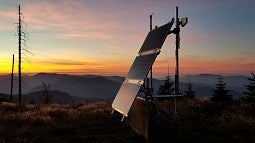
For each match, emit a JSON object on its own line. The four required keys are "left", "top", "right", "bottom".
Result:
{"left": 112, "top": 81, "right": 142, "bottom": 116}
{"left": 127, "top": 53, "right": 157, "bottom": 81}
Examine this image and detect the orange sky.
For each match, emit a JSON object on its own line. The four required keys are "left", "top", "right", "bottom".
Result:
{"left": 0, "top": 0, "right": 254, "bottom": 77}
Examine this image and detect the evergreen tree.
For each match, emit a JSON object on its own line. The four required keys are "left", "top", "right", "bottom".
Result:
{"left": 184, "top": 79, "right": 196, "bottom": 99}
{"left": 243, "top": 72, "right": 255, "bottom": 102}
{"left": 211, "top": 75, "right": 232, "bottom": 103}
{"left": 41, "top": 82, "right": 52, "bottom": 104}
{"left": 157, "top": 75, "right": 175, "bottom": 95}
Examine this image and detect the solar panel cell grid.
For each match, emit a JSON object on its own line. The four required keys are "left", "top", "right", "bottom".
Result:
{"left": 112, "top": 82, "right": 142, "bottom": 116}
{"left": 126, "top": 53, "right": 157, "bottom": 81}
{"left": 138, "top": 21, "right": 174, "bottom": 54}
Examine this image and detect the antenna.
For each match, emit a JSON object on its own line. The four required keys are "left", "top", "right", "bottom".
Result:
{"left": 166, "top": 7, "right": 188, "bottom": 117}
{"left": 172, "top": 6, "right": 188, "bottom": 96}
{"left": 170, "top": 5, "right": 188, "bottom": 132}
{"left": 149, "top": 13, "right": 153, "bottom": 94}
{"left": 10, "top": 54, "right": 14, "bottom": 102}
{"left": 175, "top": 6, "right": 180, "bottom": 96}
{"left": 149, "top": 13, "right": 153, "bottom": 31}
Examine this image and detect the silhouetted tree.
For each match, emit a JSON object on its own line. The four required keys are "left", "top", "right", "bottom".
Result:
{"left": 157, "top": 75, "right": 175, "bottom": 95}
{"left": 211, "top": 75, "right": 232, "bottom": 103}
{"left": 41, "top": 82, "right": 52, "bottom": 104}
{"left": 243, "top": 72, "right": 255, "bottom": 102}
{"left": 15, "top": 4, "right": 30, "bottom": 104}
{"left": 184, "top": 79, "right": 196, "bottom": 99}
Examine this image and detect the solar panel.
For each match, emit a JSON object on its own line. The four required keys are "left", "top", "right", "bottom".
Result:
{"left": 139, "top": 20, "right": 174, "bottom": 54}
{"left": 112, "top": 81, "right": 142, "bottom": 116}
{"left": 126, "top": 53, "right": 158, "bottom": 81}
{"left": 112, "top": 20, "right": 174, "bottom": 117}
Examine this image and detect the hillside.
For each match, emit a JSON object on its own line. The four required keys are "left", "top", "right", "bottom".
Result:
{"left": 0, "top": 73, "right": 121, "bottom": 101}
{"left": 0, "top": 102, "right": 145, "bottom": 143}
{"left": 0, "top": 100, "right": 254, "bottom": 143}
{"left": 0, "top": 73, "right": 249, "bottom": 101}
{"left": 13, "top": 90, "right": 94, "bottom": 104}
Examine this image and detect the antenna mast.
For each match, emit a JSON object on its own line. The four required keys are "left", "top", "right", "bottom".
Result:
{"left": 150, "top": 13, "right": 153, "bottom": 31}
{"left": 173, "top": 6, "right": 188, "bottom": 95}
{"left": 175, "top": 6, "right": 180, "bottom": 96}
{"left": 149, "top": 13, "right": 153, "bottom": 94}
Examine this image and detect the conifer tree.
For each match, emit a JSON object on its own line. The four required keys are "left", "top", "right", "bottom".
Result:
{"left": 243, "top": 72, "right": 255, "bottom": 102}
{"left": 184, "top": 79, "right": 196, "bottom": 99}
{"left": 157, "top": 75, "right": 175, "bottom": 95}
{"left": 211, "top": 75, "right": 232, "bottom": 103}
{"left": 41, "top": 82, "right": 52, "bottom": 104}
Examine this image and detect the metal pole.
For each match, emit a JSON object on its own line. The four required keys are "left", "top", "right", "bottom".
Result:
{"left": 18, "top": 5, "right": 22, "bottom": 104}
{"left": 150, "top": 14, "right": 152, "bottom": 31}
{"left": 175, "top": 7, "right": 181, "bottom": 138}
{"left": 148, "top": 14, "right": 153, "bottom": 143}
{"left": 10, "top": 54, "right": 14, "bottom": 102}
{"left": 149, "top": 14, "right": 153, "bottom": 94}
{"left": 175, "top": 6, "right": 180, "bottom": 96}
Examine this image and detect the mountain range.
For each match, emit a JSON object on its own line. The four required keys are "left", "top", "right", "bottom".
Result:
{"left": 0, "top": 73, "right": 250, "bottom": 103}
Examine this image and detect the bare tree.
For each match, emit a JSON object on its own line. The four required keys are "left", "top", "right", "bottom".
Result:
{"left": 15, "top": 4, "right": 30, "bottom": 104}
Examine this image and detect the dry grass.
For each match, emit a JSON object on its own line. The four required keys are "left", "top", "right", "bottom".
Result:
{"left": 0, "top": 102, "right": 145, "bottom": 143}
{"left": 158, "top": 99, "right": 255, "bottom": 142}
{"left": 0, "top": 100, "right": 255, "bottom": 143}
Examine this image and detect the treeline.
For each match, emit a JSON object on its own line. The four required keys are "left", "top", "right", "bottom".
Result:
{"left": 157, "top": 72, "right": 255, "bottom": 103}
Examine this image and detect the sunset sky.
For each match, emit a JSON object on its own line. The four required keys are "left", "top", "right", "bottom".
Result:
{"left": 0, "top": 0, "right": 254, "bottom": 77}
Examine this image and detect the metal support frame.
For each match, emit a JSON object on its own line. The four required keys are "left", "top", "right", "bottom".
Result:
{"left": 175, "top": 6, "right": 180, "bottom": 96}
{"left": 149, "top": 14, "right": 153, "bottom": 95}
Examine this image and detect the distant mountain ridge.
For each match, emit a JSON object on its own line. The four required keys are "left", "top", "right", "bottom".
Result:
{"left": 0, "top": 73, "right": 121, "bottom": 101}
{"left": 0, "top": 73, "right": 249, "bottom": 101}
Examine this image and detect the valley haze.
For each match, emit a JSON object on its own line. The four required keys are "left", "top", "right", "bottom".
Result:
{"left": 0, "top": 73, "right": 249, "bottom": 103}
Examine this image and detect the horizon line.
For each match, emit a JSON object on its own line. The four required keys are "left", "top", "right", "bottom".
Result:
{"left": 0, "top": 72, "right": 250, "bottom": 77}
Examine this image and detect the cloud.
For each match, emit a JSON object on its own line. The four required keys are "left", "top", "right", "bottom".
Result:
{"left": 19, "top": 0, "right": 177, "bottom": 41}
{"left": 0, "top": 10, "right": 16, "bottom": 29}
{"left": 179, "top": 56, "right": 255, "bottom": 74}
{"left": 20, "top": 0, "right": 126, "bottom": 40}
{"left": 35, "top": 59, "right": 86, "bottom": 66}
{"left": 151, "top": 54, "right": 255, "bottom": 75}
